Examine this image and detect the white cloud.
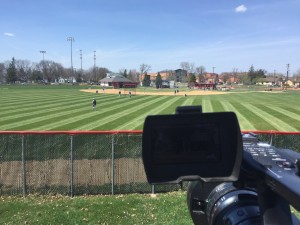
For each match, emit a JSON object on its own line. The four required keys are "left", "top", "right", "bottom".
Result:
{"left": 235, "top": 5, "right": 247, "bottom": 13}
{"left": 4, "top": 32, "right": 15, "bottom": 37}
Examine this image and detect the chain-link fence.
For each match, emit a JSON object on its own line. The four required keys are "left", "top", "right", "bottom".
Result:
{"left": 0, "top": 131, "right": 299, "bottom": 196}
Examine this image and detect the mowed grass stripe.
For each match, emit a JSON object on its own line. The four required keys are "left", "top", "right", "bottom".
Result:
{"left": 181, "top": 96, "right": 197, "bottom": 106}
{"left": 259, "top": 105, "right": 300, "bottom": 131}
{"left": 0, "top": 94, "right": 119, "bottom": 128}
{"left": 230, "top": 102, "right": 276, "bottom": 130}
{"left": 0, "top": 93, "right": 116, "bottom": 125}
{"left": 115, "top": 96, "right": 184, "bottom": 130}
{"left": 211, "top": 100, "right": 225, "bottom": 112}
{"left": 202, "top": 98, "right": 213, "bottom": 112}
{"left": 192, "top": 96, "right": 203, "bottom": 106}
{"left": 31, "top": 95, "right": 157, "bottom": 130}
{"left": 50, "top": 95, "right": 159, "bottom": 130}
{"left": 262, "top": 93, "right": 300, "bottom": 109}
{"left": 220, "top": 101, "right": 256, "bottom": 130}
{"left": 241, "top": 103, "right": 297, "bottom": 131}
{"left": 0, "top": 91, "right": 115, "bottom": 118}
{"left": 76, "top": 96, "right": 170, "bottom": 130}
{"left": 95, "top": 97, "right": 174, "bottom": 130}
{"left": 0, "top": 95, "right": 150, "bottom": 130}
{"left": 271, "top": 106, "right": 300, "bottom": 122}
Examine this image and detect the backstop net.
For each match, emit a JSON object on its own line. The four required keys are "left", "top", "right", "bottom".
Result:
{"left": 123, "top": 83, "right": 137, "bottom": 96}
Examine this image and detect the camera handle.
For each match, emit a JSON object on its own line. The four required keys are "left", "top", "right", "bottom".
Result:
{"left": 256, "top": 182, "right": 300, "bottom": 225}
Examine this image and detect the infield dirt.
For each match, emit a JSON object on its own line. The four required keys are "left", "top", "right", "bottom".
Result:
{"left": 81, "top": 88, "right": 230, "bottom": 96}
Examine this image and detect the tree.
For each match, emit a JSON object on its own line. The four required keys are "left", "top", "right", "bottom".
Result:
{"left": 6, "top": 57, "right": 17, "bottom": 83}
{"left": 248, "top": 64, "right": 255, "bottom": 83}
{"left": 36, "top": 60, "right": 65, "bottom": 82}
{"left": 155, "top": 72, "right": 162, "bottom": 88}
{"left": 180, "top": 62, "right": 195, "bottom": 74}
{"left": 97, "top": 67, "right": 110, "bottom": 80}
{"left": 189, "top": 74, "right": 196, "bottom": 83}
{"left": 238, "top": 72, "right": 251, "bottom": 85}
{"left": 196, "top": 66, "right": 205, "bottom": 75}
{"left": 0, "top": 63, "right": 5, "bottom": 83}
{"left": 119, "top": 68, "right": 127, "bottom": 78}
{"left": 195, "top": 66, "right": 205, "bottom": 83}
{"left": 30, "top": 69, "right": 43, "bottom": 82}
{"left": 128, "top": 69, "right": 139, "bottom": 82}
{"left": 142, "top": 73, "right": 151, "bottom": 87}
{"left": 15, "top": 59, "right": 32, "bottom": 82}
{"left": 140, "top": 64, "right": 151, "bottom": 76}
{"left": 248, "top": 65, "right": 266, "bottom": 84}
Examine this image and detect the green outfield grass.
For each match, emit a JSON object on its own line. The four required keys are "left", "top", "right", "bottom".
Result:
{"left": 0, "top": 84, "right": 299, "bottom": 131}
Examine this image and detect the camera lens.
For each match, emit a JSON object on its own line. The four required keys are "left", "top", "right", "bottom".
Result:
{"left": 206, "top": 183, "right": 261, "bottom": 225}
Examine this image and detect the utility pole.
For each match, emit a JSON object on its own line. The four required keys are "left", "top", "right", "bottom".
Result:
{"left": 286, "top": 64, "right": 289, "bottom": 91}
{"left": 93, "top": 51, "right": 96, "bottom": 81}
{"left": 40, "top": 50, "right": 46, "bottom": 82}
{"left": 80, "top": 50, "right": 83, "bottom": 81}
{"left": 212, "top": 67, "right": 216, "bottom": 84}
{"left": 67, "top": 37, "right": 75, "bottom": 82}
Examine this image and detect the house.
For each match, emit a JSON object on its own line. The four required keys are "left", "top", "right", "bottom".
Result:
{"left": 139, "top": 71, "right": 173, "bottom": 83}
{"left": 293, "top": 77, "right": 300, "bottom": 88}
{"left": 100, "top": 73, "right": 137, "bottom": 88}
{"left": 175, "top": 69, "right": 187, "bottom": 82}
{"left": 256, "top": 77, "right": 281, "bottom": 86}
{"left": 219, "top": 73, "right": 240, "bottom": 84}
{"left": 57, "top": 77, "right": 76, "bottom": 84}
{"left": 203, "top": 73, "right": 219, "bottom": 84}
{"left": 58, "top": 78, "right": 66, "bottom": 84}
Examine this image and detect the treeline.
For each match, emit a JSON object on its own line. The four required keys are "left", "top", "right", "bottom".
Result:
{"left": 0, "top": 57, "right": 140, "bottom": 84}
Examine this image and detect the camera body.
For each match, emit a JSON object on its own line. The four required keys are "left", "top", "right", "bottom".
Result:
{"left": 142, "top": 106, "right": 300, "bottom": 225}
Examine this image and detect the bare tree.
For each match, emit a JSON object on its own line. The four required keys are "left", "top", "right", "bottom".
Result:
{"left": 196, "top": 66, "right": 205, "bottom": 75}
{"left": 36, "top": 60, "right": 65, "bottom": 82}
{"left": 97, "top": 67, "right": 110, "bottom": 80}
{"left": 128, "top": 69, "right": 139, "bottom": 82}
{"left": 0, "top": 63, "right": 5, "bottom": 83}
{"left": 119, "top": 68, "right": 128, "bottom": 77}
{"left": 140, "top": 64, "right": 151, "bottom": 75}
{"left": 180, "top": 62, "right": 195, "bottom": 74}
{"left": 195, "top": 66, "right": 205, "bottom": 83}
{"left": 15, "top": 59, "right": 33, "bottom": 82}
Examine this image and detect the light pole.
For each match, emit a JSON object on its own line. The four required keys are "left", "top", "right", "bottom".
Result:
{"left": 67, "top": 37, "right": 75, "bottom": 81}
{"left": 212, "top": 67, "right": 216, "bottom": 85}
{"left": 80, "top": 50, "right": 83, "bottom": 73}
{"left": 40, "top": 50, "right": 46, "bottom": 61}
{"left": 286, "top": 64, "right": 289, "bottom": 91}
{"left": 80, "top": 50, "right": 83, "bottom": 82}
{"left": 40, "top": 50, "right": 46, "bottom": 82}
{"left": 93, "top": 50, "right": 96, "bottom": 82}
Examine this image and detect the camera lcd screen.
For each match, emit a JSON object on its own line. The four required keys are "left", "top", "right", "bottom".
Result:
{"left": 151, "top": 123, "right": 221, "bottom": 165}
{"left": 142, "top": 112, "right": 243, "bottom": 183}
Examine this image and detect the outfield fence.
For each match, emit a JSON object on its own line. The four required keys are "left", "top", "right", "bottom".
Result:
{"left": 0, "top": 130, "right": 299, "bottom": 197}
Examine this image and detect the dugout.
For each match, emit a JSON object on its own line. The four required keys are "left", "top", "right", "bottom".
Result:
{"left": 100, "top": 74, "right": 137, "bottom": 89}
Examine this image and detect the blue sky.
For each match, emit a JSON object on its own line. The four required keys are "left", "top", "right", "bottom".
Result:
{"left": 1, "top": 0, "right": 300, "bottom": 74}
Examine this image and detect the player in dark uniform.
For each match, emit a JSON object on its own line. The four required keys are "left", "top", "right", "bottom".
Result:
{"left": 92, "top": 98, "right": 97, "bottom": 111}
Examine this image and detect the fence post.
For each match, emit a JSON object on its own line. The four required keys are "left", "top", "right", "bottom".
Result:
{"left": 270, "top": 133, "right": 274, "bottom": 145}
{"left": 70, "top": 135, "right": 74, "bottom": 197}
{"left": 151, "top": 185, "right": 155, "bottom": 194}
{"left": 21, "top": 135, "right": 26, "bottom": 197}
{"left": 111, "top": 135, "right": 115, "bottom": 195}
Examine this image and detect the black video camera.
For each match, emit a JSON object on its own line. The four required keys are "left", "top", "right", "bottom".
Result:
{"left": 142, "top": 106, "right": 300, "bottom": 225}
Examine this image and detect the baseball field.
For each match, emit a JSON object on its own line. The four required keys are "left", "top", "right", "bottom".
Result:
{"left": 0, "top": 84, "right": 299, "bottom": 131}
